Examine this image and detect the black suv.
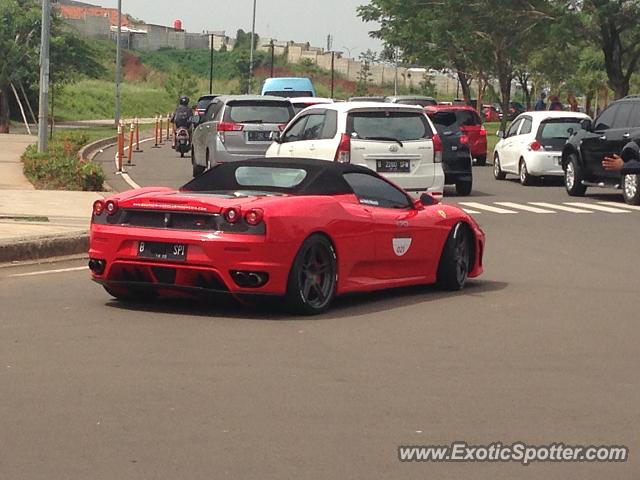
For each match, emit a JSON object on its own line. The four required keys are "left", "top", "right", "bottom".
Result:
{"left": 562, "top": 95, "right": 640, "bottom": 205}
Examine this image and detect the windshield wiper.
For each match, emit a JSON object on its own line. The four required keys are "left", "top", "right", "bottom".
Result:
{"left": 361, "top": 136, "right": 403, "bottom": 147}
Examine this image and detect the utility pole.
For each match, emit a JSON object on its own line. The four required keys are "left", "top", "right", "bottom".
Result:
{"left": 330, "top": 51, "right": 335, "bottom": 98}
{"left": 248, "top": 0, "right": 256, "bottom": 94}
{"left": 209, "top": 34, "right": 214, "bottom": 93}
{"left": 114, "top": 0, "right": 122, "bottom": 126}
{"left": 269, "top": 39, "right": 275, "bottom": 78}
{"left": 37, "top": 0, "right": 51, "bottom": 152}
{"left": 393, "top": 46, "right": 399, "bottom": 96}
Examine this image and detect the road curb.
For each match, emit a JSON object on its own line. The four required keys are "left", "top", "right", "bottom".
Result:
{"left": 0, "top": 231, "right": 89, "bottom": 264}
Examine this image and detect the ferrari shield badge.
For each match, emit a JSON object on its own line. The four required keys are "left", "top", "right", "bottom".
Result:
{"left": 437, "top": 209, "right": 447, "bottom": 219}
{"left": 393, "top": 237, "right": 412, "bottom": 257}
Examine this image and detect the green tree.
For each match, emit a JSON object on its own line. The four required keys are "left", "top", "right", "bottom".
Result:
{"left": 164, "top": 68, "right": 199, "bottom": 104}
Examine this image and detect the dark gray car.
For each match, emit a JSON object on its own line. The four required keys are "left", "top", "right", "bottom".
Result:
{"left": 191, "top": 95, "right": 295, "bottom": 177}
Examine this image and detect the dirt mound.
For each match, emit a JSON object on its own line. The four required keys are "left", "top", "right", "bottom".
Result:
{"left": 122, "top": 52, "right": 149, "bottom": 82}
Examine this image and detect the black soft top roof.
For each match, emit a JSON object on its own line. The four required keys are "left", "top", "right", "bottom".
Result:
{"left": 181, "top": 158, "right": 375, "bottom": 195}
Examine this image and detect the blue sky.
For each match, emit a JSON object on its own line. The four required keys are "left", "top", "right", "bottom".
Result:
{"left": 96, "top": 0, "right": 383, "bottom": 55}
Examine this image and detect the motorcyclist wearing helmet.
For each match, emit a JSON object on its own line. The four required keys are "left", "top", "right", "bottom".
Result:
{"left": 171, "top": 95, "right": 193, "bottom": 148}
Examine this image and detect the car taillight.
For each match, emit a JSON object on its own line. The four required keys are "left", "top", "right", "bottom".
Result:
{"left": 432, "top": 134, "right": 443, "bottom": 163}
{"left": 105, "top": 200, "right": 118, "bottom": 216}
{"left": 460, "top": 135, "right": 469, "bottom": 145}
{"left": 244, "top": 208, "right": 264, "bottom": 226}
{"left": 529, "top": 141, "right": 542, "bottom": 151}
{"left": 479, "top": 127, "right": 487, "bottom": 136}
{"left": 223, "top": 207, "right": 241, "bottom": 223}
{"left": 92, "top": 200, "right": 104, "bottom": 216}
{"left": 334, "top": 133, "right": 351, "bottom": 163}
{"left": 218, "top": 122, "right": 244, "bottom": 132}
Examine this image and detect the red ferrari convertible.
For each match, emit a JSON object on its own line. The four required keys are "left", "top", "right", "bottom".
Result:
{"left": 89, "top": 159, "right": 485, "bottom": 314}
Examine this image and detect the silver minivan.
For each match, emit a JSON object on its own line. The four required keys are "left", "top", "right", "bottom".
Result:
{"left": 191, "top": 95, "right": 295, "bottom": 177}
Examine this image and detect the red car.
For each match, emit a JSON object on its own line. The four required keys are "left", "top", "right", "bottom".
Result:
{"left": 88, "top": 159, "right": 485, "bottom": 314}
{"left": 481, "top": 104, "right": 501, "bottom": 122}
{"left": 425, "top": 105, "right": 488, "bottom": 165}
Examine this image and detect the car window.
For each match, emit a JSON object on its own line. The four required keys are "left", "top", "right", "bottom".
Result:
{"left": 301, "top": 113, "right": 326, "bottom": 140}
{"left": 320, "top": 110, "right": 337, "bottom": 139}
{"left": 282, "top": 115, "right": 308, "bottom": 143}
{"left": 612, "top": 102, "right": 634, "bottom": 129}
{"left": 506, "top": 118, "right": 523, "bottom": 137}
{"left": 520, "top": 117, "right": 533, "bottom": 135}
{"left": 224, "top": 100, "right": 294, "bottom": 124}
{"left": 594, "top": 104, "right": 618, "bottom": 131}
{"left": 538, "top": 119, "right": 584, "bottom": 141}
{"left": 455, "top": 109, "right": 482, "bottom": 127}
{"left": 628, "top": 103, "right": 640, "bottom": 127}
{"left": 429, "top": 111, "right": 458, "bottom": 130}
{"left": 235, "top": 166, "right": 307, "bottom": 188}
{"left": 343, "top": 172, "right": 412, "bottom": 209}
{"left": 203, "top": 101, "right": 221, "bottom": 122}
{"left": 347, "top": 111, "right": 433, "bottom": 141}
{"left": 264, "top": 90, "right": 313, "bottom": 98}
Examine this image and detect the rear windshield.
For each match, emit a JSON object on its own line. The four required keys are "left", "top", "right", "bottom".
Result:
{"left": 225, "top": 101, "right": 294, "bottom": 124}
{"left": 428, "top": 111, "right": 458, "bottom": 132}
{"left": 347, "top": 111, "right": 433, "bottom": 141}
{"left": 292, "top": 103, "right": 315, "bottom": 114}
{"left": 235, "top": 166, "right": 307, "bottom": 188}
{"left": 264, "top": 91, "right": 313, "bottom": 98}
{"left": 538, "top": 119, "right": 584, "bottom": 141}
{"left": 455, "top": 110, "right": 482, "bottom": 126}
{"left": 197, "top": 98, "right": 214, "bottom": 110}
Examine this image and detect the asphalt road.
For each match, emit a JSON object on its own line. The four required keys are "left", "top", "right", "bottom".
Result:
{"left": 1, "top": 142, "right": 639, "bottom": 479}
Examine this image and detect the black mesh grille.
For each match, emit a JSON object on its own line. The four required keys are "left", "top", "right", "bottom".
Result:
{"left": 122, "top": 210, "right": 220, "bottom": 231}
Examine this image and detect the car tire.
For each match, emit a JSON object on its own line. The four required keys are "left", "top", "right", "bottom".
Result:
{"left": 493, "top": 153, "right": 506, "bottom": 180}
{"left": 103, "top": 285, "right": 156, "bottom": 302}
{"left": 437, "top": 222, "right": 472, "bottom": 291}
{"left": 475, "top": 155, "right": 487, "bottom": 166}
{"left": 622, "top": 173, "right": 640, "bottom": 205}
{"left": 519, "top": 158, "right": 534, "bottom": 186}
{"left": 565, "top": 154, "right": 587, "bottom": 196}
{"left": 192, "top": 162, "right": 205, "bottom": 177}
{"left": 286, "top": 234, "right": 337, "bottom": 315}
{"left": 455, "top": 180, "right": 472, "bottom": 196}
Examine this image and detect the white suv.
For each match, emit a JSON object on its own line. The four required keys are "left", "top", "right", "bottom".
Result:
{"left": 265, "top": 102, "right": 445, "bottom": 197}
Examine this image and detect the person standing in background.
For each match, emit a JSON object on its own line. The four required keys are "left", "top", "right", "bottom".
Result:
{"left": 548, "top": 95, "right": 564, "bottom": 111}
{"left": 534, "top": 92, "right": 547, "bottom": 111}
{"left": 567, "top": 94, "right": 579, "bottom": 112}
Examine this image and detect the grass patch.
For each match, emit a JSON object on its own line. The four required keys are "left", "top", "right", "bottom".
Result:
{"left": 22, "top": 131, "right": 105, "bottom": 191}
{"left": 484, "top": 121, "right": 501, "bottom": 158}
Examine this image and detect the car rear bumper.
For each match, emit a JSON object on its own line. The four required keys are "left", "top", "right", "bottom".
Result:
{"left": 524, "top": 151, "right": 564, "bottom": 176}
{"left": 89, "top": 224, "right": 296, "bottom": 297}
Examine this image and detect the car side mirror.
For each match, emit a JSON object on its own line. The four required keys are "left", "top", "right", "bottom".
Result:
{"left": 497, "top": 130, "right": 505, "bottom": 139}
{"left": 420, "top": 192, "right": 439, "bottom": 206}
{"left": 190, "top": 115, "right": 200, "bottom": 125}
{"left": 580, "top": 119, "right": 592, "bottom": 131}
{"left": 270, "top": 131, "right": 282, "bottom": 143}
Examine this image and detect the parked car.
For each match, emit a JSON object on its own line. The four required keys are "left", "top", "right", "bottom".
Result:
{"left": 426, "top": 110, "right": 473, "bottom": 195}
{"left": 261, "top": 77, "right": 316, "bottom": 98}
{"left": 191, "top": 95, "right": 295, "bottom": 177}
{"left": 289, "top": 96, "right": 334, "bottom": 115}
{"left": 561, "top": 94, "right": 640, "bottom": 204}
{"left": 494, "top": 111, "right": 591, "bottom": 185}
{"left": 425, "top": 105, "right": 488, "bottom": 165}
{"left": 481, "top": 104, "right": 501, "bottom": 122}
{"left": 195, "top": 94, "right": 221, "bottom": 116}
{"left": 348, "top": 96, "right": 386, "bottom": 102}
{"left": 507, "top": 101, "right": 525, "bottom": 120}
{"left": 385, "top": 95, "right": 438, "bottom": 107}
{"left": 265, "top": 102, "right": 445, "bottom": 198}
{"left": 89, "top": 159, "right": 485, "bottom": 314}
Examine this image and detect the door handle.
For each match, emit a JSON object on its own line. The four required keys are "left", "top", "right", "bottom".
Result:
{"left": 309, "top": 144, "right": 316, "bottom": 151}
{"left": 599, "top": 135, "right": 607, "bottom": 140}
{"left": 623, "top": 133, "right": 631, "bottom": 139}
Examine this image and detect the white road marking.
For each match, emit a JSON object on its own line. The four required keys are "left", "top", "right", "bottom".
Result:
{"left": 121, "top": 172, "right": 141, "bottom": 189}
{"left": 564, "top": 202, "right": 630, "bottom": 213}
{"left": 598, "top": 201, "right": 640, "bottom": 211}
{"left": 9, "top": 266, "right": 88, "bottom": 278}
{"left": 529, "top": 202, "right": 592, "bottom": 213}
{"left": 457, "top": 202, "right": 517, "bottom": 214}
{"left": 112, "top": 136, "right": 156, "bottom": 171}
{"left": 495, "top": 202, "right": 555, "bottom": 213}
{"left": 461, "top": 208, "right": 482, "bottom": 214}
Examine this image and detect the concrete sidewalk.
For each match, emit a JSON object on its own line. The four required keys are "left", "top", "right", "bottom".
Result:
{"left": 0, "top": 134, "right": 103, "bottom": 263}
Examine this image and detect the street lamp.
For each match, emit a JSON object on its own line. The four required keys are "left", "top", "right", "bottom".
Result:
{"left": 248, "top": 0, "right": 257, "bottom": 94}
{"left": 341, "top": 45, "right": 356, "bottom": 59}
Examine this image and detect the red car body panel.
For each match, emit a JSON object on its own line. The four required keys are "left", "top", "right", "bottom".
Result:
{"left": 425, "top": 105, "right": 488, "bottom": 159}
{"left": 89, "top": 162, "right": 484, "bottom": 300}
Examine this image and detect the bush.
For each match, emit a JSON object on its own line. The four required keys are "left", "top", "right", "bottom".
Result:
{"left": 22, "top": 132, "right": 105, "bottom": 191}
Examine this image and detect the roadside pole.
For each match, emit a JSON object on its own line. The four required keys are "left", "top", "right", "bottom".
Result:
{"left": 209, "top": 33, "right": 214, "bottom": 93}
{"left": 248, "top": 0, "right": 257, "bottom": 94}
{"left": 330, "top": 51, "right": 335, "bottom": 98}
{"left": 37, "top": 0, "right": 51, "bottom": 152}
{"left": 114, "top": 0, "right": 122, "bottom": 127}
{"left": 393, "top": 46, "right": 399, "bottom": 97}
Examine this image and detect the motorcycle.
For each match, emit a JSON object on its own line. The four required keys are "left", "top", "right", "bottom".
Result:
{"left": 175, "top": 126, "right": 191, "bottom": 158}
